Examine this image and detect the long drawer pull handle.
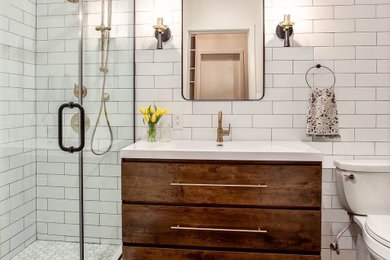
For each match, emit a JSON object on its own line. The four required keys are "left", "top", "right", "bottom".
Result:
{"left": 171, "top": 225, "right": 267, "bottom": 233}
{"left": 170, "top": 183, "right": 268, "bottom": 188}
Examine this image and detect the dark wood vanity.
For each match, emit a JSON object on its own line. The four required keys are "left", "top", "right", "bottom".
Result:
{"left": 121, "top": 159, "right": 322, "bottom": 260}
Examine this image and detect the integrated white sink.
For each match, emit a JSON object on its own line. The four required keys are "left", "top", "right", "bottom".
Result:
{"left": 121, "top": 140, "right": 323, "bottom": 162}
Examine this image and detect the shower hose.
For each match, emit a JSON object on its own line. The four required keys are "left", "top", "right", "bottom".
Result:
{"left": 90, "top": 29, "right": 113, "bottom": 156}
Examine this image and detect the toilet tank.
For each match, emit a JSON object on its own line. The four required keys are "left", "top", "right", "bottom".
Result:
{"left": 334, "top": 160, "right": 390, "bottom": 215}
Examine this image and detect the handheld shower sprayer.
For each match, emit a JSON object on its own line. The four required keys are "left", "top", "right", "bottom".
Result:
{"left": 91, "top": 0, "right": 114, "bottom": 156}
{"left": 95, "top": 0, "right": 112, "bottom": 72}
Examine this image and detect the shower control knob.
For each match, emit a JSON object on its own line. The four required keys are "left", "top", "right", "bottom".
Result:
{"left": 71, "top": 113, "right": 91, "bottom": 133}
{"left": 96, "top": 25, "right": 104, "bottom": 31}
{"left": 73, "top": 84, "right": 87, "bottom": 98}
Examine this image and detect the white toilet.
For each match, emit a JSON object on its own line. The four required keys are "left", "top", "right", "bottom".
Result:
{"left": 334, "top": 160, "right": 390, "bottom": 260}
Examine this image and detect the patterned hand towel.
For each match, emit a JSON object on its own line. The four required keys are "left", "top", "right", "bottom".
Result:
{"left": 307, "top": 87, "right": 340, "bottom": 138}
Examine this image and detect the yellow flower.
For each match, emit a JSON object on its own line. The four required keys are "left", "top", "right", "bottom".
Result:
{"left": 155, "top": 107, "right": 162, "bottom": 116}
{"left": 161, "top": 108, "right": 168, "bottom": 115}
{"left": 143, "top": 106, "right": 168, "bottom": 125}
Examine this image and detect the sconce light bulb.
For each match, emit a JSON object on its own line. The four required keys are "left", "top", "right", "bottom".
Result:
{"left": 279, "top": 14, "right": 294, "bottom": 31}
{"left": 285, "top": 14, "right": 290, "bottom": 23}
{"left": 276, "top": 14, "right": 294, "bottom": 47}
{"left": 154, "top": 17, "right": 168, "bottom": 34}
{"left": 153, "top": 17, "right": 171, "bottom": 49}
{"left": 157, "top": 18, "right": 164, "bottom": 27}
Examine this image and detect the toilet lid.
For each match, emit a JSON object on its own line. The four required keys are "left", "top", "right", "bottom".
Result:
{"left": 334, "top": 160, "right": 390, "bottom": 172}
{"left": 366, "top": 215, "right": 390, "bottom": 248}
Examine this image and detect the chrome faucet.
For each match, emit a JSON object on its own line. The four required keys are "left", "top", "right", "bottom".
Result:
{"left": 217, "top": 111, "right": 231, "bottom": 144}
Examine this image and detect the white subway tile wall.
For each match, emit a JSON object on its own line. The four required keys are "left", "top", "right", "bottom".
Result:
{"left": 134, "top": 0, "right": 390, "bottom": 259}
{"left": 35, "top": 0, "right": 134, "bottom": 248}
{"left": 0, "top": 1, "right": 37, "bottom": 259}
{"left": 1, "top": 0, "right": 134, "bottom": 259}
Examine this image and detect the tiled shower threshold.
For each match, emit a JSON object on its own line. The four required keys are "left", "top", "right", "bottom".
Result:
{"left": 11, "top": 240, "right": 121, "bottom": 260}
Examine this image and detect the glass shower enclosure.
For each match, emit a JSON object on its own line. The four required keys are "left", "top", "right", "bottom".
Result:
{"left": 0, "top": 0, "right": 134, "bottom": 259}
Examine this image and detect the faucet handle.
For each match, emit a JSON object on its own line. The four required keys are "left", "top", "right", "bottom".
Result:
{"left": 224, "top": 124, "right": 231, "bottom": 136}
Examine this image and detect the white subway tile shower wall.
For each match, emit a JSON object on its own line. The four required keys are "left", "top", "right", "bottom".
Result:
{"left": 35, "top": 0, "right": 134, "bottom": 248}
{"left": 134, "top": 0, "right": 390, "bottom": 259}
{"left": 0, "top": 1, "right": 37, "bottom": 259}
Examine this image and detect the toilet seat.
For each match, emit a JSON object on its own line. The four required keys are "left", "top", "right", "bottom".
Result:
{"left": 366, "top": 215, "right": 390, "bottom": 249}
{"left": 354, "top": 215, "right": 390, "bottom": 260}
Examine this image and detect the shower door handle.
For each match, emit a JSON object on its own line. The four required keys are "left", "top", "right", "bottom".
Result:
{"left": 58, "top": 102, "right": 85, "bottom": 153}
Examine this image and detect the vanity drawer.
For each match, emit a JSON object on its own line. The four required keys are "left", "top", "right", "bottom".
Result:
{"left": 122, "top": 204, "right": 321, "bottom": 253}
{"left": 123, "top": 246, "right": 320, "bottom": 260}
{"left": 122, "top": 161, "right": 321, "bottom": 208}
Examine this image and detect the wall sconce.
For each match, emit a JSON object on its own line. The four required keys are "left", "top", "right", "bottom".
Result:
{"left": 153, "top": 18, "right": 171, "bottom": 49}
{"left": 276, "top": 14, "right": 294, "bottom": 47}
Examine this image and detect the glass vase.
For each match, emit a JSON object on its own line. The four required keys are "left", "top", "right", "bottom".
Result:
{"left": 147, "top": 123, "right": 158, "bottom": 142}
{"left": 158, "top": 124, "right": 171, "bottom": 142}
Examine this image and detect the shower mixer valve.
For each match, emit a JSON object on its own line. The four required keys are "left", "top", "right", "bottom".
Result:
{"left": 73, "top": 83, "right": 87, "bottom": 98}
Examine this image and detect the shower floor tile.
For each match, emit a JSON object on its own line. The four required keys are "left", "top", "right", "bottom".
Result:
{"left": 12, "top": 240, "right": 121, "bottom": 260}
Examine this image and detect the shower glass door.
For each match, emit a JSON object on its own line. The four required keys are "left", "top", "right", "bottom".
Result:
{"left": 0, "top": 0, "right": 133, "bottom": 259}
{"left": 78, "top": 0, "right": 134, "bottom": 257}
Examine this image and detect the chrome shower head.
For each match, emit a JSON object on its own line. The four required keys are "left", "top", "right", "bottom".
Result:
{"left": 67, "top": 0, "right": 79, "bottom": 3}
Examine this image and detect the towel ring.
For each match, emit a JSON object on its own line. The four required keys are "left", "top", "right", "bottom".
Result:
{"left": 305, "top": 64, "right": 336, "bottom": 89}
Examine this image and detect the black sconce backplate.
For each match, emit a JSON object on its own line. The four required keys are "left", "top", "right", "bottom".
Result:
{"left": 276, "top": 25, "right": 293, "bottom": 47}
{"left": 155, "top": 28, "right": 171, "bottom": 43}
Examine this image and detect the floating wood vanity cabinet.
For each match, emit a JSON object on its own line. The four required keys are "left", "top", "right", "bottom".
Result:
{"left": 121, "top": 158, "right": 322, "bottom": 260}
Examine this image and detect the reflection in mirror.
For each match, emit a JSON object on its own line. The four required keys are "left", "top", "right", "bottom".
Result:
{"left": 182, "top": 0, "right": 264, "bottom": 101}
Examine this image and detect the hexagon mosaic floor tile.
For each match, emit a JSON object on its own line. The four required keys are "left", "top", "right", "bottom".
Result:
{"left": 12, "top": 241, "right": 121, "bottom": 260}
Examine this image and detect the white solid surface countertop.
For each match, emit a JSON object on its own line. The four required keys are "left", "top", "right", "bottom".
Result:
{"left": 120, "top": 140, "right": 323, "bottom": 162}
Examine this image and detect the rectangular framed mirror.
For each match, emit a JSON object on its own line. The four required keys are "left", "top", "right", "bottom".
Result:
{"left": 182, "top": 0, "right": 264, "bottom": 101}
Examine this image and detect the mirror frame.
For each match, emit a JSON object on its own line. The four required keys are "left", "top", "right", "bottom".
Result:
{"left": 180, "top": 0, "right": 266, "bottom": 101}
